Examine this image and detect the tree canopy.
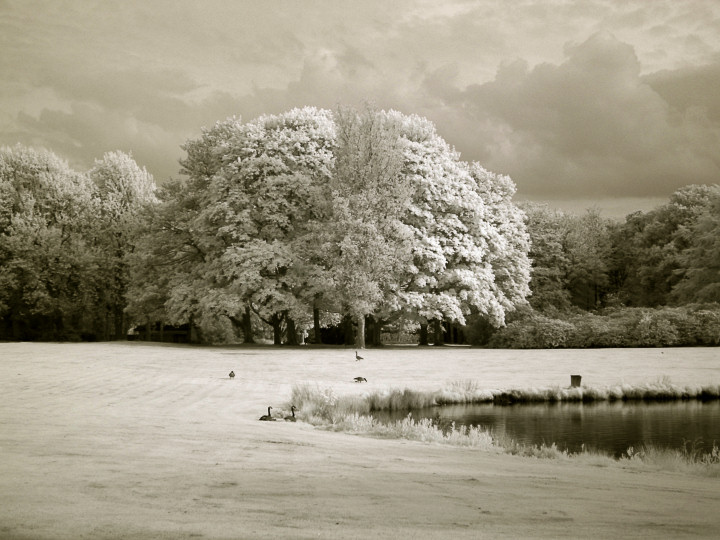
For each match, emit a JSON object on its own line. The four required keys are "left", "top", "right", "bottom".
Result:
{"left": 0, "top": 145, "right": 156, "bottom": 340}
{"left": 126, "top": 106, "right": 532, "bottom": 346}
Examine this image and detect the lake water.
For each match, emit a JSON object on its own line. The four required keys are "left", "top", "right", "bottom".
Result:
{"left": 373, "top": 400, "right": 720, "bottom": 457}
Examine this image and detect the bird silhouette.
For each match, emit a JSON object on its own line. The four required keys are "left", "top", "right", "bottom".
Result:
{"left": 229, "top": 370, "right": 235, "bottom": 379}
{"left": 354, "top": 377, "right": 367, "bottom": 383}
{"left": 259, "top": 406, "right": 276, "bottom": 421}
{"left": 284, "top": 405, "right": 297, "bottom": 422}
{"left": 355, "top": 351, "right": 364, "bottom": 361}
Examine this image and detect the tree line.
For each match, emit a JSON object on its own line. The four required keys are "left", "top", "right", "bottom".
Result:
{"left": 0, "top": 147, "right": 156, "bottom": 341}
{"left": 476, "top": 186, "right": 720, "bottom": 348}
{"left": 1, "top": 105, "right": 718, "bottom": 347}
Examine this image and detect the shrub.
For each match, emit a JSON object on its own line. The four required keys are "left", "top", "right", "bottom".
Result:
{"left": 632, "top": 310, "right": 680, "bottom": 347}
{"left": 489, "top": 314, "right": 575, "bottom": 348}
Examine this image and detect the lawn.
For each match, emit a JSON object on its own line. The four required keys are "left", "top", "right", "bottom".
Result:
{"left": 1, "top": 342, "right": 719, "bottom": 539}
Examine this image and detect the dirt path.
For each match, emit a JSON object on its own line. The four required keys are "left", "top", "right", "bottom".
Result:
{"left": 1, "top": 343, "right": 719, "bottom": 539}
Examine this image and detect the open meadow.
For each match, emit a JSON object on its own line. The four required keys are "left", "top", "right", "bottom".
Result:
{"left": 1, "top": 342, "right": 720, "bottom": 539}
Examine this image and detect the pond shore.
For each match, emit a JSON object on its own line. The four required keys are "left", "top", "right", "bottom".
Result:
{"left": 1, "top": 342, "right": 719, "bottom": 538}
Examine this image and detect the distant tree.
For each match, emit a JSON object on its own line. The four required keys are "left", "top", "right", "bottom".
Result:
{"left": 564, "top": 209, "right": 612, "bottom": 310}
{"left": 0, "top": 145, "right": 98, "bottom": 340}
{"left": 672, "top": 188, "right": 720, "bottom": 303}
{"left": 521, "top": 204, "right": 573, "bottom": 313}
{"left": 125, "top": 177, "right": 237, "bottom": 344}
{"left": 89, "top": 151, "right": 157, "bottom": 339}
{"left": 611, "top": 184, "right": 720, "bottom": 306}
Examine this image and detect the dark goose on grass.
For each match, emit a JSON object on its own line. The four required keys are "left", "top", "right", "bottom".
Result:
{"left": 259, "top": 406, "right": 276, "bottom": 421}
{"left": 372, "top": 400, "right": 720, "bottom": 457}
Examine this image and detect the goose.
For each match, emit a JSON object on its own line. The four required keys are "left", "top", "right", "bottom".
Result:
{"left": 354, "top": 377, "right": 367, "bottom": 383}
{"left": 229, "top": 370, "right": 235, "bottom": 379}
{"left": 355, "top": 351, "right": 364, "bottom": 361}
{"left": 284, "top": 405, "right": 297, "bottom": 422}
{"left": 259, "top": 406, "right": 276, "bottom": 421}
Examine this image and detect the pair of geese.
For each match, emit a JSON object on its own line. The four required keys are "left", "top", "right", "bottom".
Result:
{"left": 259, "top": 405, "right": 296, "bottom": 422}
{"left": 228, "top": 371, "right": 297, "bottom": 422}
{"left": 240, "top": 350, "right": 366, "bottom": 422}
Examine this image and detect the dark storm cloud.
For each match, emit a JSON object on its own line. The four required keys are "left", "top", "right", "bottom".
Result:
{"left": 425, "top": 33, "right": 720, "bottom": 199}
{"left": 644, "top": 60, "right": 720, "bottom": 122}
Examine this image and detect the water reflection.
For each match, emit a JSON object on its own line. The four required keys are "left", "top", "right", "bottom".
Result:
{"left": 372, "top": 400, "right": 720, "bottom": 456}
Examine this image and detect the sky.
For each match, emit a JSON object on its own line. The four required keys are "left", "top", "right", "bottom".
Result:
{"left": 1, "top": 0, "right": 719, "bottom": 219}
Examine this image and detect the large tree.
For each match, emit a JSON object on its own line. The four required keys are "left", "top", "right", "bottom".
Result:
{"left": 208, "top": 107, "right": 337, "bottom": 344}
{"left": 324, "top": 108, "right": 531, "bottom": 348}
{"left": 329, "top": 107, "right": 413, "bottom": 347}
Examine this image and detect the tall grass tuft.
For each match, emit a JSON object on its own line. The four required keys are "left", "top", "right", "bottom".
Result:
{"left": 325, "top": 412, "right": 495, "bottom": 449}
{"left": 618, "top": 440, "right": 720, "bottom": 476}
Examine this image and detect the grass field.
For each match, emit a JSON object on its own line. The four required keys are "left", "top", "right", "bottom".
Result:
{"left": 1, "top": 342, "right": 719, "bottom": 539}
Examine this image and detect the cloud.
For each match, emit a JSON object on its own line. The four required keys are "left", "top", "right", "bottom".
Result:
{"left": 424, "top": 33, "right": 720, "bottom": 199}
{"left": 644, "top": 60, "right": 720, "bottom": 122}
{"left": 2, "top": 0, "right": 720, "bottom": 208}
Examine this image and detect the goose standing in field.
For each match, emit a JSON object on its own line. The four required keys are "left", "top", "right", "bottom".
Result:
{"left": 355, "top": 351, "right": 364, "bottom": 361}
{"left": 259, "top": 406, "right": 276, "bottom": 421}
{"left": 229, "top": 370, "right": 235, "bottom": 379}
{"left": 354, "top": 377, "right": 367, "bottom": 383}
{"left": 284, "top": 405, "right": 297, "bottom": 422}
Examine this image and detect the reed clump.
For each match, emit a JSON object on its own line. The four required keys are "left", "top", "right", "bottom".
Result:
{"left": 293, "top": 379, "right": 719, "bottom": 414}
{"left": 328, "top": 412, "right": 495, "bottom": 449}
{"left": 619, "top": 439, "right": 720, "bottom": 476}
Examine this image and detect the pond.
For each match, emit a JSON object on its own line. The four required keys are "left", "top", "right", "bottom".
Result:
{"left": 372, "top": 399, "right": 720, "bottom": 457}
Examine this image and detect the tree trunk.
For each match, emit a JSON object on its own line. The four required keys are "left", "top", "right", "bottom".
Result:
{"left": 190, "top": 323, "right": 200, "bottom": 344}
{"left": 121, "top": 309, "right": 129, "bottom": 340}
{"left": 271, "top": 313, "right": 283, "bottom": 345}
{"left": 355, "top": 313, "right": 366, "bottom": 349}
{"left": 242, "top": 305, "right": 255, "bottom": 344}
{"left": 103, "top": 310, "right": 110, "bottom": 341}
{"left": 115, "top": 305, "right": 124, "bottom": 340}
{"left": 419, "top": 323, "right": 429, "bottom": 346}
{"left": 432, "top": 319, "right": 444, "bottom": 346}
{"left": 285, "top": 315, "right": 299, "bottom": 346}
{"left": 342, "top": 316, "right": 354, "bottom": 346}
{"left": 367, "top": 315, "right": 383, "bottom": 347}
{"left": 313, "top": 306, "right": 321, "bottom": 345}
{"left": 12, "top": 315, "right": 21, "bottom": 340}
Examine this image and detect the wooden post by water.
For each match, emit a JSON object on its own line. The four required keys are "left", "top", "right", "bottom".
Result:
{"left": 571, "top": 375, "right": 582, "bottom": 387}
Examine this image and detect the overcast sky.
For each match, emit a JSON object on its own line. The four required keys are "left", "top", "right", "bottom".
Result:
{"left": 2, "top": 0, "right": 719, "bottom": 218}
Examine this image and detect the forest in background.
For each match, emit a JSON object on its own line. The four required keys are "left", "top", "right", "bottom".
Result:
{"left": 477, "top": 188, "right": 720, "bottom": 348}
{"left": 1, "top": 106, "right": 719, "bottom": 348}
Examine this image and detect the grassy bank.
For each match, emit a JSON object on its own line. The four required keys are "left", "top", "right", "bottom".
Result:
{"left": 290, "top": 380, "right": 720, "bottom": 475}
{"left": 291, "top": 376, "right": 720, "bottom": 415}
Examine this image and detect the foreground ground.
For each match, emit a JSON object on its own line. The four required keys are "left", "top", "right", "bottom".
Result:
{"left": 1, "top": 342, "right": 719, "bottom": 539}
